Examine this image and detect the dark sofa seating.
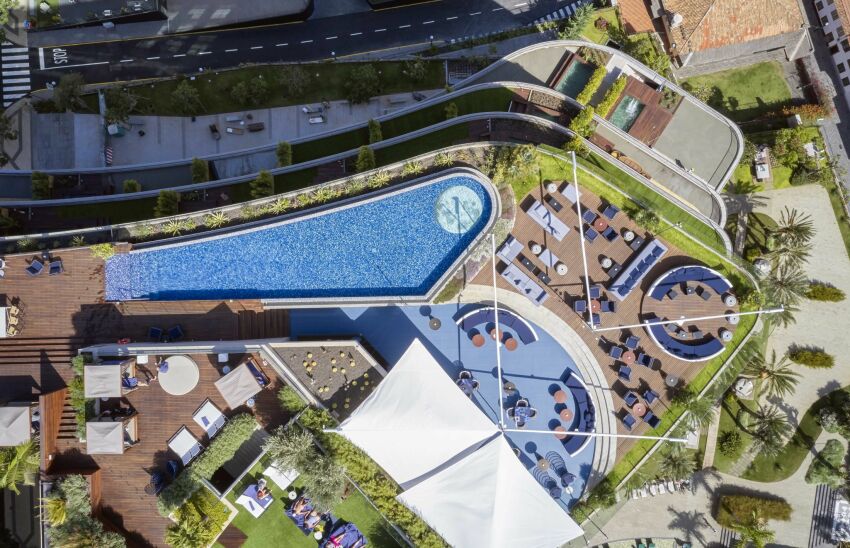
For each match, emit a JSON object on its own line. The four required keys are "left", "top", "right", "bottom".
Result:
{"left": 649, "top": 265, "right": 733, "bottom": 301}
{"left": 455, "top": 306, "right": 539, "bottom": 344}
{"left": 644, "top": 315, "right": 725, "bottom": 361}
{"left": 609, "top": 239, "right": 668, "bottom": 301}
{"left": 561, "top": 371, "right": 596, "bottom": 457}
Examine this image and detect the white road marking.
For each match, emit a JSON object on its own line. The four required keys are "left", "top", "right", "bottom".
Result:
{"left": 225, "top": 48, "right": 238, "bottom": 52}
{"left": 446, "top": 16, "right": 458, "bottom": 20}
{"left": 326, "top": 36, "right": 338, "bottom": 40}
{"left": 374, "top": 28, "right": 386, "bottom": 32}
{"left": 250, "top": 45, "right": 263, "bottom": 49}
{"left": 492, "top": 7, "right": 504, "bottom": 10}
{"left": 2, "top": 70, "right": 30, "bottom": 76}
{"left": 119, "top": 59, "right": 133, "bottom": 63}
{"left": 38, "top": 48, "right": 45, "bottom": 69}
{"left": 470, "top": 11, "right": 481, "bottom": 15}
{"left": 146, "top": 56, "right": 160, "bottom": 60}
{"left": 3, "top": 78, "right": 30, "bottom": 84}
{"left": 398, "top": 24, "right": 411, "bottom": 28}
{"left": 3, "top": 55, "right": 28, "bottom": 61}
{"left": 423, "top": 20, "right": 434, "bottom": 24}
{"left": 300, "top": 39, "right": 313, "bottom": 43}
{"left": 40, "top": 60, "right": 109, "bottom": 70}
{"left": 197, "top": 51, "right": 212, "bottom": 55}
{"left": 276, "top": 43, "right": 288, "bottom": 46}
{"left": 3, "top": 85, "right": 29, "bottom": 91}
{"left": 514, "top": 2, "right": 528, "bottom": 6}
{"left": 2, "top": 62, "right": 28, "bottom": 68}
{"left": 173, "top": 54, "right": 186, "bottom": 57}
{"left": 350, "top": 32, "right": 362, "bottom": 36}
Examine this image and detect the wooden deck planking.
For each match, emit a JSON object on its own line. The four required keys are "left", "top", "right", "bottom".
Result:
{"left": 607, "top": 77, "right": 674, "bottom": 146}
{"left": 471, "top": 181, "right": 740, "bottom": 458}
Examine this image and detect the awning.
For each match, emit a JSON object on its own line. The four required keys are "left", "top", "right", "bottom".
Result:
{"left": 86, "top": 422, "right": 124, "bottom": 454}
{"left": 0, "top": 406, "right": 31, "bottom": 446}
{"left": 215, "top": 363, "right": 262, "bottom": 409}
{"left": 84, "top": 363, "right": 122, "bottom": 398}
{"left": 337, "top": 339, "right": 498, "bottom": 488}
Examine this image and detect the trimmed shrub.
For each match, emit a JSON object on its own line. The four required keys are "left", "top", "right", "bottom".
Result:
{"left": 576, "top": 66, "right": 607, "bottom": 105}
{"left": 789, "top": 347, "right": 835, "bottom": 368}
{"left": 595, "top": 76, "right": 627, "bottom": 117}
{"left": 32, "top": 172, "right": 52, "bottom": 200}
{"left": 444, "top": 102, "right": 458, "bottom": 119}
{"left": 122, "top": 179, "right": 141, "bottom": 193}
{"left": 743, "top": 245, "right": 761, "bottom": 263}
{"left": 355, "top": 146, "right": 376, "bottom": 173}
{"left": 806, "top": 282, "right": 846, "bottom": 302}
{"left": 168, "top": 488, "right": 230, "bottom": 547}
{"left": 805, "top": 439, "right": 845, "bottom": 487}
{"left": 89, "top": 243, "right": 116, "bottom": 261}
{"left": 191, "top": 158, "right": 209, "bottom": 183}
{"left": 278, "top": 386, "right": 307, "bottom": 414}
{"left": 569, "top": 106, "right": 596, "bottom": 138}
{"left": 718, "top": 430, "right": 743, "bottom": 457}
{"left": 715, "top": 494, "right": 792, "bottom": 527}
{"left": 249, "top": 170, "right": 274, "bottom": 199}
{"left": 368, "top": 119, "right": 382, "bottom": 143}
{"left": 819, "top": 407, "right": 841, "bottom": 433}
{"left": 153, "top": 190, "right": 181, "bottom": 218}
{"left": 157, "top": 472, "right": 200, "bottom": 517}
{"left": 276, "top": 141, "right": 293, "bottom": 167}
{"left": 191, "top": 413, "right": 257, "bottom": 480}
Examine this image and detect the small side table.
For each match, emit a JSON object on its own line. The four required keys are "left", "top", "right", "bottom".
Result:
{"left": 429, "top": 317, "right": 442, "bottom": 331}
{"left": 559, "top": 408, "right": 574, "bottom": 422}
{"left": 553, "top": 390, "right": 567, "bottom": 404}
{"left": 504, "top": 337, "right": 518, "bottom": 352}
{"left": 665, "top": 375, "right": 679, "bottom": 388}
{"left": 623, "top": 230, "right": 635, "bottom": 242}
{"left": 553, "top": 426, "right": 568, "bottom": 440}
{"left": 471, "top": 333, "right": 486, "bottom": 347}
{"left": 537, "top": 458, "right": 550, "bottom": 471}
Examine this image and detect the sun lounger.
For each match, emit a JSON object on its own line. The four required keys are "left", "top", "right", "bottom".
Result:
{"left": 286, "top": 497, "right": 318, "bottom": 534}
{"left": 496, "top": 235, "right": 523, "bottom": 264}
{"left": 48, "top": 259, "right": 64, "bottom": 276}
{"left": 246, "top": 360, "right": 270, "bottom": 388}
{"left": 500, "top": 263, "right": 548, "bottom": 306}
{"left": 193, "top": 399, "right": 226, "bottom": 438}
{"left": 263, "top": 465, "right": 300, "bottom": 491}
{"left": 148, "top": 327, "right": 163, "bottom": 341}
{"left": 167, "top": 426, "right": 203, "bottom": 465}
{"left": 25, "top": 259, "right": 43, "bottom": 276}
{"left": 236, "top": 484, "right": 274, "bottom": 518}
{"left": 560, "top": 182, "right": 580, "bottom": 204}
{"left": 326, "top": 523, "right": 368, "bottom": 548}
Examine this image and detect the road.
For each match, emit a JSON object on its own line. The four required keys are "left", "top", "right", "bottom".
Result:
{"left": 26, "top": 0, "right": 568, "bottom": 91}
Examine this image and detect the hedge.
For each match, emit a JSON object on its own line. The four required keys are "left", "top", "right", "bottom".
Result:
{"left": 789, "top": 348, "right": 835, "bottom": 368}
{"left": 576, "top": 66, "right": 607, "bottom": 105}
{"left": 191, "top": 413, "right": 258, "bottom": 480}
{"left": 299, "top": 407, "right": 446, "bottom": 547}
{"left": 157, "top": 467, "right": 201, "bottom": 517}
{"left": 806, "top": 282, "right": 846, "bottom": 302}
{"left": 569, "top": 106, "right": 596, "bottom": 138}
{"left": 715, "top": 494, "right": 792, "bottom": 527}
{"left": 595, "top": 76, "right": 627, "bottom": 118}
{"left": 805, "top": 439, "right": 845, "bottom": 487}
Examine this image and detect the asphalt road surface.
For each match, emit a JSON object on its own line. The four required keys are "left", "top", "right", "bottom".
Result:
{"left": 28, "top": 0, "right": 567, "bottom": 90}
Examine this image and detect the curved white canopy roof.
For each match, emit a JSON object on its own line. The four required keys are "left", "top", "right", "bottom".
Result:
{"left": 0, "top": 406, "right": 31, "bottom": 446}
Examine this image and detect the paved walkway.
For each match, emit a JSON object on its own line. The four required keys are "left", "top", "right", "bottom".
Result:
{"left": 701, "top": 405, "right": 721, "bottom": 469}
{"left": 754, "top": 185, "right": 850, "bottom": 425}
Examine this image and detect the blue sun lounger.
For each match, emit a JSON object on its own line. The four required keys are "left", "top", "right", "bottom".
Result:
{"left": 25, "top": 259, "right": 44, "bottom": 276}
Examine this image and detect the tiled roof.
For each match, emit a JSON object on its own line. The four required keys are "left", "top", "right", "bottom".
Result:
{"left": 663, "top": 0, "right": 804, "bottom": 53}
{"left": 835, "top": 0, "right": 850, "bottom": 28}
{"left": 619, "top": 0, "right": 656, "bottom": 34}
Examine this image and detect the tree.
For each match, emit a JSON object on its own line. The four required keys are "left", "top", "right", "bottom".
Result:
{"left": 764, "top": 239, "right": 811, "bottom": 269}
{"left": 263, "top": 427, "right": 316, "bottom": 472}
{"left": 355, "top": 145, "right": 375, "bottom": 173}
{"left": 558, "top": 4, "right": 594, "bottom": 40}
{"left": 729, "top": 512, "right": 776, "bottom": 548}
{"left": 153, "top": 190, "right": 181, "bottom": 218}
{"left": 762, "top": 263, "right": 809, "bottom": 310}
{"left": 624, "top": 35, "right": 670, "bottom": 74}
{"left": 53, "top": 73, "right": 86, "bottom": 112}
{"left": 742, "top": 350, "right": 800, "bottom": 400}
{"left": 403, "top": 57, "right": 428, "bottom": 83}
{"left": 171, "top": 79, "right": 203, "bottom": 115}
{"left": 190, "top": 158, "right": 209, "bottom": 183}
{"left": 345, "top": 64, "right": 380, "bottom": 104}
{"left": 773, "top": 127, "right": 808, "bottom": 169}
{"left": 122, "top": 179, "right": 141, "bottom": 193}
{"left": 444, "top": 102, "right": 458, "bottom": 119}
{"left": 302, "top": 456, "right": 346, "bottom": 512}
{"left": 249, "top": 170, "right": 274, "bottom": 199}
{"left": 103, "top": 87, "right": 138, "bottom": 125}
{"left": 0, "top": 0, "right": 18, "bottom": 25}
{"left": 672, "top": 387, "right": 714, "bottom": 430}
{"left": 748, "top": 404, "right": 790, "bottom": 456}
{"left": 0, "top": 439, "right": 40, "bottom": 494}
{"left": 718, "top": 430, "right": 743, "bottom": 457}
{"left": 658, "top": 445, "right": 696, "bottom": 480}
{"left": 0, "top": 113, "right": 18, "bottom": 141}
{"left": 279, "top": 65, "right": 310, "bottom": 97}
{"left": 31, "top": 171, "right": 52, "bottom": 200}
{"left": 166, "top": 516, "right": 207, "bottom": 548}
{"left": 805, "top": 439, "right": 845, "bottom": 487}
{"left": 368, "top": 119, "right": 382, "bottom": 144}
{"left": 770, "top": 206, "right": 815, "bottom": 247}
{"left": 230, "top": 76, "right": 270, "bottom": 107}
{"left": 276, "top": 141, "right": 293, "bottom": 167}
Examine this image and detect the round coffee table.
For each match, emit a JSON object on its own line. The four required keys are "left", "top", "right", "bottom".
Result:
{"left": 624, "top": 230, "right": 635, "bottom": 242}
{"left": 559, "top": 408, "right": 574, "bottom": 422}
{"left": 622, "top": 351, "right": 636, "bottom": 365}
{"left": 720, "top": 328, "right": 733, "bottom": 342}
{"left": 429, "top": 317, "right": 442, "bottom": 330}
{"left": 632, "top": 403, "right": 647, "bottom": 417}
{"left": 504, "top": 337, "right": 518, "bottom": 352}
{"left": 601, "top": 257, "right": 613, "bottom": 269}
{"left": 554, "top": 426, "right": 568, "bottom": 440}
{"left": 590, "top": 300, "right": 601, "bottom": 313}
{"left": 537, "top": 458, "right": 550, "bottom": 471}
{"left": 593, "top": 217, "right": 608, "bottom": 232}
{"left": 665, "top": 375, "right": 679, "bottom": 388}
{"left": 471, "top": 333, "right": 486, "bottom": 347}
{"left": 724, "top": 294, "right": 738, "bottom": 307}
{"left": 556, "top": 263, "right": 568, "bottom": 276}
{"left": 553, "top": 389, "right": 567, "bottom": 404}
{"left": 158, "top": 355, "right": 200, "bottom": 396}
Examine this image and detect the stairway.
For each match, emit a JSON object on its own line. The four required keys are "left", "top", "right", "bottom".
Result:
{"left": 237, "top": 309, "right": 290, "bottom": 340}
{"left": 0, "top": 336, "right": 84, "bottom": 366}
{"left": 58, "top": 397, "right": 78, "bottom": 441}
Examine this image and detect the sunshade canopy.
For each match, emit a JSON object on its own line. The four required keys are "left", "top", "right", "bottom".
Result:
{"left": 337, "top": 338, "right": 499, "bottom": 488}
{"left": 84, "top": 363, "right": 122, "bottom": 398}
{"left": 215, "top": 363, "right": 262, "bottom": 409}
{"left": 86, "top": 422, "right": 124, "bottom": 454}
{"left": 0, "top": 406, "right": 31, "bottom": 446}
{"left": 397, "top": 436, "right": 585, "bottom": 548}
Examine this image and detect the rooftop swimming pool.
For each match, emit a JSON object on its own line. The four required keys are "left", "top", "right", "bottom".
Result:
{"left": 105, "top": 172, "right": 495, "bottom": 301}
{"left": 553, "top": 60, "right": 594, "bottom": 100}
{"left": 609, "top": 95, "right": 645, "bottom": 132}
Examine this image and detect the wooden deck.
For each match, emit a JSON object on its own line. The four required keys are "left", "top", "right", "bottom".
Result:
{"left": 607, "top": 77, "right": 674, "bottom": 147}
{"left": 471, "top": 181, "right": 740, "bottom": 458}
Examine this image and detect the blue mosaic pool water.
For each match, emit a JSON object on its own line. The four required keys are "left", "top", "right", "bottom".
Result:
{"left": 609, "top": 95, "right": 645, "bottom": 132}
{"left": 105, "top": 176, "right": 492, "bottom": 301}
{"left": 554, "top": 61, "right": 594, "bottom": 100}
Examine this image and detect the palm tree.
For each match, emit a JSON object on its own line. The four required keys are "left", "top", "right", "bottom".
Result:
{"left": 770, "top": 206, "right": 815, "bottom": 246}
{"left": 762, "top": 263, "right": 809, "bottom": 309}
{"left": 730, "top": 511, "right": 776, "bottom": 548}
{"left": 0, "top": 439, "right": 40, "bottom": 494}
{"left": 40, "top": 496, "right": 67, "bottom": 526}
{"left": 658, "top": 445, "right": 696, "bottom": 480}
{"left": 764, "top": 240, "right": 811, "bottom": 269}
{"left": 672, "top": 388, "right": 715, "bottom": 430}
{"left": 747, "top": 404, "right": 791, "bottom": 456}
{"left": 742, "top": 350, "right": 800, "bottom": 400}
{"left": 262, "top": 427, "right": 316, "bottom": 473}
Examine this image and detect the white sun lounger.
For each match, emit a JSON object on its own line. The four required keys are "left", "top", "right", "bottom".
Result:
{"left": 168, "top": 426, "right": 203, "bottom": 465}
{"left": 193, "top": 399, "right": 226, "bottom": 439}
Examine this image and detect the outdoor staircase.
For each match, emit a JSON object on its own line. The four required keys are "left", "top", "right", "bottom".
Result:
{"left": 237, "top": 309, "right": 289, "bottom": 340}
{"left": 0, "top": 336, "right": 84, "bottom": 366}
{"left": 58, "top": 397, "right": 78, "bottom": 441}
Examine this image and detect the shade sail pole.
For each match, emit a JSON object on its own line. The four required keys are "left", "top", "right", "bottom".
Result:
{"left": 491, "top": 233, "right": 506, "bottom": 430}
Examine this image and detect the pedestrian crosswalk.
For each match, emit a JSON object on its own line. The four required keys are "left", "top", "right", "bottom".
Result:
{"left": 1, "top": 42, "right": 31, "bottom": 107}
{"left": 533, "top": 0, "right": 593, "bottom": 26}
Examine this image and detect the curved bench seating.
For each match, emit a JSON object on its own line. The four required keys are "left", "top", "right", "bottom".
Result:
{"left": 455, "top": 306, "right": 539, "bottom": 345}
{"left": 561, "top": 371, "right": 595, "bottom": 457}
{"left": 649, "top": 265, "right": 732, "bottom": 301}
{"left": 645, "top": 316, "right": 725, "bottom": 362}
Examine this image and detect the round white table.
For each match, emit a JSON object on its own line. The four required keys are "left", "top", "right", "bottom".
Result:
{"left": 158, "top": 355, "right": 200, "bottom": 396}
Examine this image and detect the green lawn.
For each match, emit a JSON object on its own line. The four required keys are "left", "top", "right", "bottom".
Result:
{"left": 79, "top": 61, "right": 446, "bottom": 117}
{"left": 581, "top": 8, "right": 622, "bottom": 45}
{"left": 682, "top": 62, "right": 792, "bottom": 122}
{"left": 713, "top": 397, "right": 754, "bottom": 473}
{"left": 220, "top": 458, "right": 402, "bottom": 548}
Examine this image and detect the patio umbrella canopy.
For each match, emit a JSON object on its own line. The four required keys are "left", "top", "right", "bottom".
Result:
{"left": 397, "top": 436, "right": 584, "bottom": 548}
{"left": 0, "top": 406, "right": 31, "bottom": 446}
{"left": 337, "top": 338, "right": 498, "bottom": 488}
{"left": 84, "top": 363, "right": 122, "bottom": 398}
{"left": 215, "top": 363, "right": 262, "bottom": 409}
{"left": 86, "top": 422, "right": 124, "bottom": 454}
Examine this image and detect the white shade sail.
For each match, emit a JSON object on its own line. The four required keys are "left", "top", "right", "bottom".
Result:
{"left": 215, "top": 363, "right": 262, "bottom": 409}
{"left": 337, "top": 339, "right": 498, "bottom": 487}
{"left": 0, "top": 406, "right": 31, "bottom": 446}
{"left": 86, "top": 422, "right": 124, "bottom": 454}
{"left": 84, "top": 363, "right": 122, "bottom": 398}
{"left": 397, "top": 436, "right": 584, "bottom": 548}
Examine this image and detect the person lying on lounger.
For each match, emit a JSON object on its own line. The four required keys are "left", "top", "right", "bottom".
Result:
{"left": 304, "top": 510, "right": 322, "bottom": 530}
{"left": 291, "top": 496, "right": 311, "bottom": 516}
